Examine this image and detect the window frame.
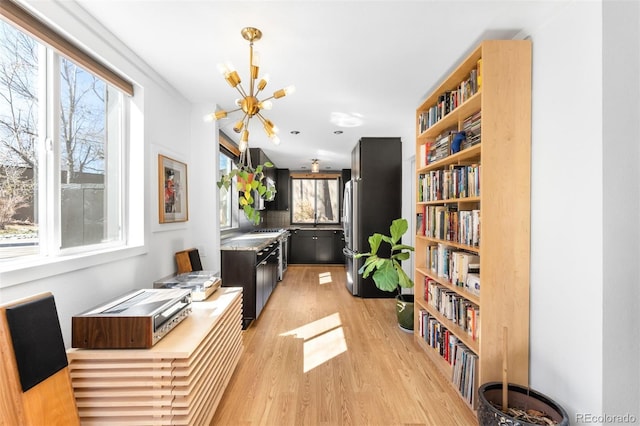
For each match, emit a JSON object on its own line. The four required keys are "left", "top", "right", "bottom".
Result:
{"left": 0, "top": 3, "right": 142, "bottom": 288}
{"left": 218, "top": 131, "right": 240, "bottom": 233}
{"left": 290, "top": 176, "right": 341, "bottom": 226}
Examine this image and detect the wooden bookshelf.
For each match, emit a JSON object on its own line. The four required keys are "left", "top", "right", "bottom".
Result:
{"left": 414, "top": 40, "right": 531, "bottom": 411}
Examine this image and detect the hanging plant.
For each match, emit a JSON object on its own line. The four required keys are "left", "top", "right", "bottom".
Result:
{"left": 217, "top": 149, "right": 276, "bottom": 225}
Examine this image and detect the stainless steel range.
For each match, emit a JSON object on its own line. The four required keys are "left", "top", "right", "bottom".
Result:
{"left": 251, "top": 228, "right": 289, "bottom": 280}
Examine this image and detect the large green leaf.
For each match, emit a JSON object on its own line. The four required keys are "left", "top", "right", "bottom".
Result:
{"left": 395, "top": 263, "right": 414, "bottom": 288}
{"left": 367, "top": 233, "right": 383, "bottom": 255}
{"left": 390, "top": 218, "right": 408, "bottom": 244}
{"left": 358, "top": 256, "right": 382, "bottom": 278}
{"left": 372, "top": 261, "right": 399, "bottom": 292}
{"left": 393, "top": 251, "right": 411, "bottom": 261}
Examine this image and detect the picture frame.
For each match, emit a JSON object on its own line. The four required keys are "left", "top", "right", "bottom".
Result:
{"left": 158, "top": 154, "right": 188, "bottom": 223}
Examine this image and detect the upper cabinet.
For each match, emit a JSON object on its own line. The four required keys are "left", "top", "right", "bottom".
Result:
{"left": 271, "top": 168, "right": 290, "bottom": 211}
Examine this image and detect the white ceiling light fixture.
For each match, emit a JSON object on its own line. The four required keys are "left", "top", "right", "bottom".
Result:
{"left": 311, "top": 159, "right": 320, "bottom": 173}
{"left": 204, "top": 27, "right": 295, "bottom": 156}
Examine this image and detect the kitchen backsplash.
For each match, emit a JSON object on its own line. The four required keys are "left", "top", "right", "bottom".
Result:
{"left": 263, "top": 210, "right": 290, "bottom": 228}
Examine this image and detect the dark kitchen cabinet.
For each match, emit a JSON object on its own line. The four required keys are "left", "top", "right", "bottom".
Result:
{"left": 276, "top": 168, "right": 290, "bottom": 210}
{"left": 268, "top": 168, "right": 290, "bottom": 211}
{"left": 332, "top": 230, "right": 346, "bottom": 264}
{"left": 289, "top": 229, "right": 345, "bottom": 264}
{"left": 289, "top": 230, "right": 316, "bottom": 264}
{"left": 315, "top": 231, "right": 333, "bottom": 263}
{"left": 221, "top": 244, "right": 278, "bottom": 329}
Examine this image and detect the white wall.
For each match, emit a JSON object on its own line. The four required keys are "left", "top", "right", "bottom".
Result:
{"left": 526, "top": 0, "right": 640, "bottom": 422}
{"left": 0, "top": 1, "right": 220, "bottom": 348}
{"left": 602, "top": 0, "right": 640, "bottom": 421}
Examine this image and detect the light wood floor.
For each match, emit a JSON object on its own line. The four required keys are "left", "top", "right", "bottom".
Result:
{"left": 211, "top": 265, "right": 478, "bottom": 426}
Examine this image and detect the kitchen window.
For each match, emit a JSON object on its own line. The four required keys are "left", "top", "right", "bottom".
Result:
{"left": 0, "top": 8, "right": 133, "bottom": 267}
{"left": 291, "top": 178, "right": 340, "bottom": 225}
{"left": 219, "top": 148, "right": 238, "bottom": 230}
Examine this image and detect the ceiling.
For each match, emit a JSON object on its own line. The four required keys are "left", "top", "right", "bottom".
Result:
{"left": 73, "top": 1, "right": 566, "bottom": 171}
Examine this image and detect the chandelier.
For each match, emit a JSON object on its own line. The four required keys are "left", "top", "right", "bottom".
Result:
{"left": 205, "top": 27, "right": 295, "bottom": 157}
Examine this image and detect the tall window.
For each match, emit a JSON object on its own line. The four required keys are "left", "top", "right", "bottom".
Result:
{"left": 0, "top": 18, "right": 126, "bottom": 261}
{"left": 291, "top": 178, "right": 340, "bottom": 225}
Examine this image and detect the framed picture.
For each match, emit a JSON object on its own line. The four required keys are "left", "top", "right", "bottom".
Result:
{"left": 158, "top": 154, "right": 188, "bottom": 223}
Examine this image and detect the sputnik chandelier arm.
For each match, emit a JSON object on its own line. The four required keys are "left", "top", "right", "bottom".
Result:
{"left": 204, "top": 27, "right": 295, "bottom": 155}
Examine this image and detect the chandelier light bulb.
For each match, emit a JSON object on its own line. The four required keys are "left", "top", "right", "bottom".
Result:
{"left": 217, "top": 63, "right": 230, "bottom": 75}
{"left": 270, "top": 135, "right": 281, "bottom": 146}
{"left": 239, "top": 139, "right": 248, "bottom": 153}
{"left": 311, "top": 159, "right": 320, "bottom": 173}
{"left": 259, "top": 100, "right": 273, "bottom": 110}
{"left": 273, "top": 85, "right": 296, "bottom": 99}
{"left": 251, "top": 51, "right": 261, "bottom": 67}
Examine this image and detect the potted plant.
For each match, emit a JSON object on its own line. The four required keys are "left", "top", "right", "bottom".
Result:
{"left": 217, "top": 155, "right": 276, "bottom": 225}
{"left": 355, "top": 218, "right": 415, "bottom": 331}
{"left": 478, "top": 382, "right": 569, "bottom": 426}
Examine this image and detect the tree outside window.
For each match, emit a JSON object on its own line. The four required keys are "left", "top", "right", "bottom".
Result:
{"left": 0, "top": 19, "right": 124, "bottom": 260}
{"left": 291, "top": 178, "right": 340, "bottom": 225}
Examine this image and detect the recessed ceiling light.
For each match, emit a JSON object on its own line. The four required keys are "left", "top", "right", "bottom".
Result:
{"left": 290, "top": 130, "right": 300, "bottom": 135}
{"left": 334, "top": 130, "right": 343, "bottom": 135}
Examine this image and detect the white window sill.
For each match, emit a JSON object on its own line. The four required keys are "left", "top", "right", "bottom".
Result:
{"left": 0, "top": 244, "right": 148, "bottom": 289}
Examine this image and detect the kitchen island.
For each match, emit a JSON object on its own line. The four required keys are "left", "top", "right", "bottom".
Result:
{"left": 220, "top": 229, "right": 287, "bottom": 329}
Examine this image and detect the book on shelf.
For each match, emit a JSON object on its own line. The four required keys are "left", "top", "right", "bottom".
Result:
{"left": 419, "top": 144, "right": 427, "bottom": 168}
{"left": 420, "top": 165, "right": 481, "bottom": 202}
{"left": 451, "top": 341, "right": 477, "bottom": 406}
{"left": 418, "top": 61, "right": 481, "bottom": 132}
{"left": 425, "top": 206, "right": 479, "bottom": 248}
{"left": 428, "top": 130, "right": 455, "bottom": 164}
{"left": 462, "top": 111, "right": 481, "bottom": 149}
{"left": 416, "top": 212, "right": 424, "bottom": 237}
{"left": 452, "top": 252, "right": 479, "bottom": 289}
{"left": 465, "top": 273, "right": 480, "bottom": 297}
{"left": 425, "top": 279, "right": 479, "bottom": 335}
{"left": 420, "top": 307, "right": 478, "bottom": 405}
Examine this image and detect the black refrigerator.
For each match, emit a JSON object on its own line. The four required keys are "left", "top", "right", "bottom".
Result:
{"left": 343, "top": 137, "right": 402, "bottom": 298}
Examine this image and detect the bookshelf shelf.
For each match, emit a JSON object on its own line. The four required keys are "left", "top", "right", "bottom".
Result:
{"left": 418, "top": 92, "right": 483, "bottom": 141}
{"left": 416, "top": 267, "right": 481, "bottom": 306}
{"left": 418, "top": 143, "right": 482, "bottom": 174}
{"left": 418, "top": 196, "right": 481, "bottom": 206}
{"left": 414, "top": 40, "right": 531, "bottom": 411}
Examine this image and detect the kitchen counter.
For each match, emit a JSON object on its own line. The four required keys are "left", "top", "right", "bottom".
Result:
{"left": 287, "top": 225, "right": 343, "bottom": 231}
{"left": 220, "top": 230, "right": 286, "bottom": 251}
